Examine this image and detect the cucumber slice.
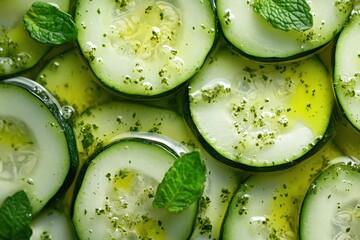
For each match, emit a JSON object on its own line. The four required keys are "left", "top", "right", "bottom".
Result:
{"left": 299, "top": 157, "right": 360, "bottom": 240}
{"left": 74, "top": 101, "right": 197, "bottom": 162}
{"left": 0, "top": 77, "right": 78, "bottom": 215}
{"left": 31, "top": 206, "right": 76, "bottom": 240}
{"left": 221, "top": 141, "right": 343, "bottom": 239}
{"left": 72, "top": 137, "right": 197, "bottom": 239}
{"left": 75, "top": 0, "right": 216, "bottom": 97}
{"left": 215, "top": 0, "right": 353, "bottom": 60}
{"left": 0, "top": 0, "right": 70, "bottom": 77}
{"left": 334, "top": 13, "right": 360, "bottom": 131}
{"left": 72, "top": 101, "right": 244, "bottom": 239}
{"left": 186, "top": 46, "right": 334, "bottom": 170}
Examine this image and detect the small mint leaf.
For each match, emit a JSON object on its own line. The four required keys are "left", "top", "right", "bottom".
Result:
{"left": 0, "top": 190, "right": 32, "bottom": 240}
{"left": 23, "top": 2, "right": 77, "bottom": 44}
{"left": 252, "top": 0, "right": 313, "bottom": 32}
{"left": 153, "top": 151, "right": 206, "bottom": 212}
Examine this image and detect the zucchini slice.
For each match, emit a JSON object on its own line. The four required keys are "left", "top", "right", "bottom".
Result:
{"left": 299, "top": 157, "right": 360, "bottom": 240}
{"left": 0, "top": 77, "right": 78, "bottom": 215}
{"left": 221, "top": 141, "right": 342, "bottom": 239}
{"left": 186, "top": 46, "right": 334, "bottom": 171}
{"left": 0, "top": 0, "right": 70, "bottom": 77}
{"left": 215, "top": 0, "right": 353, "bottom": 60}
{"left": 75, "top": 0, "right": 216, "bottom": 97}
{"left": 72, "top": 136, "right": 197, "bottom": 240}
{"left": 334, "top": 13, "right": 360, "bottom": 131}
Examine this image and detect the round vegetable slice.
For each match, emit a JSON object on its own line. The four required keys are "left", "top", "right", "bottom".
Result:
{"left": 75, "top": 0, "right": 217, "bottom": 97}
{"left": 0, "top": 0, "right": 70, "bottom": 77}
{"left": 72, "top": 100, "right": 244, "bottom": 239}
{"left": 0, "top": 77, "right": 78, "bottom": 214}
{"left": 72, "top": 137, "right": 197, "bottom": 240}
{"left": 299, "top": 157, "right": 360, "bottom": 240}
{"left": 334, "top": 13, "right": 360, "bottom": 131}
{"left": 30, "top": 206, "right": 76, "bottom": 239}
{"left": 186, "top": 46, "right": 334, "bottom": 171}
{"left": 221, "top": 141, "right": 342, "bottom": 239}
{"left": 215, "top": 0, "right": 353, "bottom": 61}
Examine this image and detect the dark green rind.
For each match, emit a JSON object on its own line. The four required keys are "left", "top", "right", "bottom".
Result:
{"left": 299, "top": 159, "right": 360, "bottom": 239}
{"left": 1, "top": 77, "right": 79, "bottom": 208}
{"left": 71, "top": 135, "right": 197, "bottom": 240}
{"left": 74, "top": 0, "right": 219, "bottom": 100}
{"left": 182, "top": 86, "right": 335, "bottom": 173}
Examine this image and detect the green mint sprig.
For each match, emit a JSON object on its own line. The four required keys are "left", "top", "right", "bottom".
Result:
{"left": 153, "top": 151, "right": 206, "bottom": 213}
{"left": 252, "top": 0, "right": 313, "bottom": 32}
{"left": 23, "top": 2, "right": 77, "bottom": 45}
{"left": 0, "top": 190, "right": 32, "bottom": 240}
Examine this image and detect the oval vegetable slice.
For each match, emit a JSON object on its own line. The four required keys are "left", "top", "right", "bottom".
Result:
{"left": 0, "top": 0, "right": 70, "bottom": 77}
{"left": 72, "top": 101, "right": 244, "bottom": 239}
{"left": 215, "top": 0, "right": 353, "bottom": 60}
{"left": 0, "top": 77, "right": 78, "bottom": 214}
{"left": 72, "top": 137, "right": 197, "bottom": 240}
{"left": 75, "top": 0, "right": 217, "bottom": 97}
{"left": 186, "top": 46, "right": 334, "bottom": 171}
{"left": 334, "top": 13, "right": 360, "bottom": 131}
{"left": 30, "top": 206, "right": 76, "bottom": 240}
{"left": 221, "top": 141, "right": 342, "bottom": 239}
{"left": 299, "top": 157, "right": 360, "bottom": 240}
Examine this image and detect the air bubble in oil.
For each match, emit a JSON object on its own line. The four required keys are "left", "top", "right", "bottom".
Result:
{"left": 62, "top": 105, "right": 75, "bottom": 120}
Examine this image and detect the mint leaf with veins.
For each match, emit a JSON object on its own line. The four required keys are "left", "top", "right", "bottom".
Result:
{"left": 252, "top": 0, "right": 313, "bottom": 32}
{"left": 153, "top": 151, "right": 206, "bottom": 213}
{"left": 23, "top": 1, "right": 77, "bottom": 44}
{"left": 0, "top": 190, "right": 32, "bottom": 240}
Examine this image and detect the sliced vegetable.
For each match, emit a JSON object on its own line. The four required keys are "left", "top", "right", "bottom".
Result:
{"left": 334, "top": 12, "right": 360, "bottom": 131}
{"left": 75, "top": 0, "right": 217, "bottom": 97}
{"left": 72, "top": 137, "right": 198, "bottom": 239}
{"left": 30, "top": 206, "right": 77, "bottom": 240}
{"left": 221, "top": 141, "right": 342, "bottom": 239}
{"left": 216, "top": 0, "right": 353, "bottom": 60}
{"left": 0, "top": 77, "right": 78, "bottom": 215}
{"left": 186, "top": 46, "right": 334, "bottom": 170}
{"left": 0, "top": 0, "right": 70, "bottom": 77}
{"left": 72, "top": 101, "right": 244, "bottom": 239}
{"left": 299, "top": 157, "right": 360, "bottom": 240}
{"left": 73, "top": 101, "right": 197, "bottom": 162}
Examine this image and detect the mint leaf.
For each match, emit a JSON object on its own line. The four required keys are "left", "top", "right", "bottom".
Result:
{"left": 153, "top": 151, "right": 206, "bottom": 212}
{"left": 252, "top": 0, "right": 313, "bottom": 32}
{"left": 23, "top": 2, "right": 77, "bottom": 44}
{"left": 0, "top": 190, "right": 32, "bottom": 240}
